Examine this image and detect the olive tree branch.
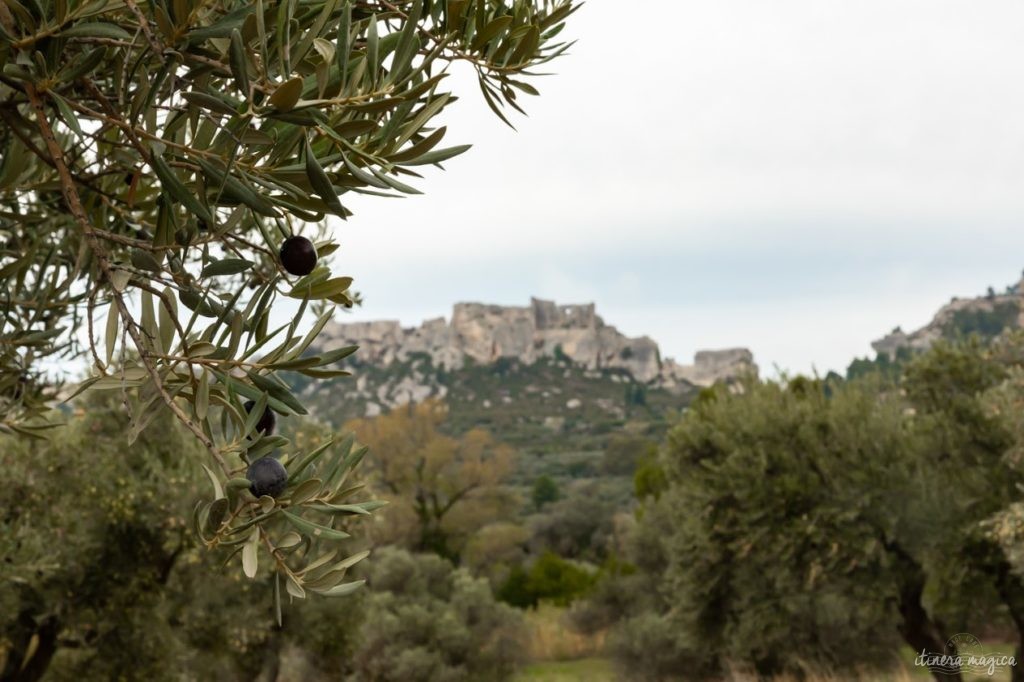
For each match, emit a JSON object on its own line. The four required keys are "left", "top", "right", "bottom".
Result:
{"left": 24, "top": 81, "right": 231, "bottom": 476}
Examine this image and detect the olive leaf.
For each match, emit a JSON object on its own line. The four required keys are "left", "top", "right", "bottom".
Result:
{"left": 201, "top": 258, "right": 253, "bottom": 277}
{"left": 242, "top": 526, "right": 259, "bottom": 578}
{"left": 268, "top": 76, "right": 304, "bottom": 111}
{"left": 304, "top": 137, "right": 345, "bottom": 216}
{"left": 229, "top": 29, "right": 250, "bottom": 96}
{"left": 150, "top": 153, "right": 214, "bottom": 224}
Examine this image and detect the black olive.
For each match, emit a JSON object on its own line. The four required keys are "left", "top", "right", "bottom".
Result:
{"left": 279, "top": 236, "right": 318, "bottom": 276}
{"left": 243, "top": 399, "right": 277, "bottom": 436}
{"left": 246, "top": 457, "right": 287, "bottom": 498}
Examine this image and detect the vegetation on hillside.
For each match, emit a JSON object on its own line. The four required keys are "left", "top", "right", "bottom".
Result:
{"left": 298, "top": 353, "right": 696, "bottom": 454}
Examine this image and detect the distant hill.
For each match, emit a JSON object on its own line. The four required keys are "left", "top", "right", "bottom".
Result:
{"left": 846, "top": 273, "right": 1024, "bottom": 379}
{"left": 292, "top": 298, "right": 758, "bottom": 455}
{"left": 872, "top": 280, "right": 1023, "bottom": 359}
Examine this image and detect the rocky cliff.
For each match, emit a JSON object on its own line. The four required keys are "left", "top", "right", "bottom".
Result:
{"left": 319, "top": 297, "right": 757, "bottom": 388}
{"left": 300, "top": 298, "right": 756, "bottom": 425}
{"left": 872, "top": 279, "right": 1024, "bottom": 359}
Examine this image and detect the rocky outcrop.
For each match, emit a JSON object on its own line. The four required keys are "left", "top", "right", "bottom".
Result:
{"left": 659, "top": 349, "right": 758, "bottom": 388}
{"left": 320, "top": 297, "right": 756, "bottom": 388}
{"left": 872, "top": 282, "right": 1024, "bottom": 359}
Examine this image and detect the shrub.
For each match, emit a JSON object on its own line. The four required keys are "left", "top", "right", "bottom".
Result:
{"left": 608, "top": 612, "right": 710, "bottom": 681}
{"left": 351, "top": 548, "right": 526, "bottom": 682}
{"left": 497, "top": 553, "right": 596, "bottom": 609}
{"left": 531, "top": 475, "right": 561, "bottom": 510}
{"left": 527, "top": 480, "right": 623, "bottom": 561}
{"left": 600, "top": 433, "right": 657, "bottom": 476}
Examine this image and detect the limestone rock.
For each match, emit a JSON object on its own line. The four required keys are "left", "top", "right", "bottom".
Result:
{"left": 321, "top": 297, "right": 756, "bottom": 388}
{"left": 660, "top": 349, "right": 758, "bottom": 388}
{"left": 872, "top": 289, "right": 1024, "bottom": 360}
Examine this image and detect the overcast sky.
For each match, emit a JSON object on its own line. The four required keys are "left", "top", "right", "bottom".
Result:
{"left": 329, "top": 0, "right": 1024, "bottom": 377}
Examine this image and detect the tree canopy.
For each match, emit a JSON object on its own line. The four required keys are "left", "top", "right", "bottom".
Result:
{"left": 346, "top": 399, "right": 516, "bottom": 559}
{"left": 598, "top": 336, "right": 1024, "bottom": 680}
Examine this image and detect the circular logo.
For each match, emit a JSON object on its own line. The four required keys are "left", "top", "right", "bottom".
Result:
{"left": 947, "top": 632, "right": 983, "bottom": 657}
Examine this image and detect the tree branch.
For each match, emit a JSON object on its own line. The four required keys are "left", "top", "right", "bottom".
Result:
{"left": 23, "top": 82, "right": 230, "bottom": 475}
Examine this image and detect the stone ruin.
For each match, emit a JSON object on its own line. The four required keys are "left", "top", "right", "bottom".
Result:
{"left": 319, "top": 297, "right": 757, "bottom": 387}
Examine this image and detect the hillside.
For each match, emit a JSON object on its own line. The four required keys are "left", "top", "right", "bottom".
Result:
{"left": 841, "top": 273, "right": 1024, "bottom": 381}
{"left": 295, "top": 298, "right": 758, "bottom": 455}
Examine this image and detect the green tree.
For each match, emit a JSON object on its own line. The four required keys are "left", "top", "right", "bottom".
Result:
{"left": 619, "top": 375, "right": 984, "bottom": 680}
{"left": 0, "top": 0, "right": 578, "bottom": 586}
{"left": 901, "top": 338, "right": 1024, "bottom": 678}
{"left": 527, "top": 479, "right": 622, "bottom": 562}
{"left": 663, "top": 378, "right": 914, "bottom": 677}
{"left": 497, "top": 552, "right": 595, "bottom": 609}
{"left": 632, "top": 448, "right": 667, "bottom": 500}
{"left": 530, "top": 474, "right": 559, "bottom": 510}
{"left": 944, "top": 301, "right": 1020, "bottom": 340}
{"left": 461, "top": 521, "right": 529, "bottom": 587}
{"left": 611, "top": 340, "right": 1024, "bottom": 681}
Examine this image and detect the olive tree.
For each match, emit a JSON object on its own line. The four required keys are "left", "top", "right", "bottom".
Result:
{"left": 0, "top": 0, "right": 578, "bottom": 603}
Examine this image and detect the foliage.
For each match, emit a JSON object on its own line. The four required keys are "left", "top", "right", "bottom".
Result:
{"left": 530, "top": 474, "right": 560, "bottom": 509}
{"left": 346, "top": 399, "right": 517, "bottom": 559}
{"left": 565, "top": 555, "right": 640, "bottom": 637}
{"left": 622, "top": 383, "right": 646, "bottom": 407}
{"left": 898, "top": 337, "right": 1024, "bottom": 634}
{"left": 2, "top": 395, "right": 530, "bottom": 681}
{"left": 350, "top": 547, "right": 526, "bottom": 682}
{"left": 984, "top": 352, "right": 1024, "bottom": 575}
{"left": 0, "top": 0, "right": 578, "bottom": 584}
{"left": 599, "top": 432, "right": 655, "bottom": 477}
{"left": 845, "top": 346, "right": 912, "bottom": 382}
{"left": 299, "top": 352, "right": 695, "bottom": 458}
{"left": 462, "top": 521, "right": 529, "bottom": 586}
{"left": 606, "top": 611, "right": 699, "bottom": 682}
{"left": 0, "top": 393, "right": 280, "bottom": 681}
{"left": 599, "top": 337, "right": 1024, "bottom": 680}
{"left": 526, "top": 479, "right": 624, "bottom": 561}
{"left": 944, "top": 300, "right": 1020, "bottom": 340}
{"left": 620, "top": 378, "right": 922, "bottom": 678}
{"left": 497, "top": 552, "right": 595, "bottom": 609}
{"left": 631, "top": 448, "right": 666, "bottom": 501}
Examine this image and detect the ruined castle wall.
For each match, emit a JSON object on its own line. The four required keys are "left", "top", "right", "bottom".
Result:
{"left": 322, "top": 299, "right": 754, "bottom": 387}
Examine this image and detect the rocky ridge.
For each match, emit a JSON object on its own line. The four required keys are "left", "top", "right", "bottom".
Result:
{"left": 872, "top": 278, "right": 1024, "bottom": 359}
{"left": 314, "top": 298, "right": 757, "bottom": 414}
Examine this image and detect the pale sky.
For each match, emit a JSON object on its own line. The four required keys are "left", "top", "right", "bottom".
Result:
{"left": 328, "top": 0, "right": 1024, "bottom": 377}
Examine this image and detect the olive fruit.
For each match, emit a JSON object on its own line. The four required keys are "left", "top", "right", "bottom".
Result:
{"left": 246, "top": 456, "right": 288, "bottom": 498}
{"left": 243, "top": 400, "right": 277, "bottom": 436}
{"left": 279, "top": 236, "right": 318, "bottom": 276}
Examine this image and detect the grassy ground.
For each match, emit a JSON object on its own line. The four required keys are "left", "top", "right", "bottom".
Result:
{"left": 514, "top": 658, "right": 617, "bottom": 682}
{"left": 513, "top": 657, "right": 1012, "bottom": 682}
{"left": 510, "top": 638, "right": 1015, "bottom": 682}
